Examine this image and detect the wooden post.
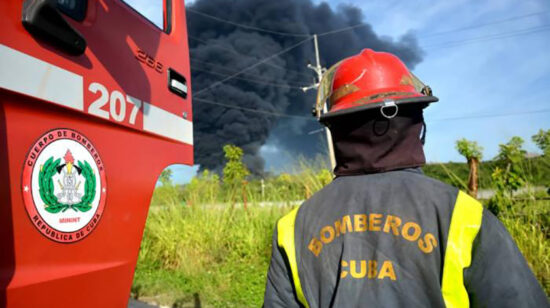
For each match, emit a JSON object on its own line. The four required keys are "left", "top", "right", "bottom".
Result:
{"left": 468, "top": 158, "right": 479, "bottom": 198}
{"left": 242, "top": 180, "right": 248, "bottom": 211}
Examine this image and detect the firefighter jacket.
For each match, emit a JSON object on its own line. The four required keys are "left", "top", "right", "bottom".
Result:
{"left": 263, "top": 169, "right": 549, "bottom": 307}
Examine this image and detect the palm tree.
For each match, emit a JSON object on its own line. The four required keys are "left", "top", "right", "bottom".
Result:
{"left": 456, "top": 139, "right": 483, "bottom": 198}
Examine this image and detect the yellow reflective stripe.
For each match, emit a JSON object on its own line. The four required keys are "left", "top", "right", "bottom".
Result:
{"left": 277, "top": 207, "right": 309, "bottom": 308}
{"left": 441, "top": 191, "right": 483, "bottom": 308}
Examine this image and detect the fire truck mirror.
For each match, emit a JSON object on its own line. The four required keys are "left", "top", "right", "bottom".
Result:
{"left": 22, "top": 0, "right": 87, "bottom": 55}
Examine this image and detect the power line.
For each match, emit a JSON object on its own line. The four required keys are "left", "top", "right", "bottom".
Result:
{"left": 194, "top": 97, "right": 316, "bottom": 120}
{"left": 187, "top": 8, "right": 549, "bottom": 43}
{"left": 315, "top": 11, "right": 549, "bottom": 41}
{"left": 189, "top": 11, "right": 550, "bottom": 112}
{"left": 423, "top": 25, "right": 550, "bottom": 49}
{"left": 188, "top": 35, "right": 236, "bottom": 52}
{"left": 192, "top": 62, "right": 309, "bottom": 87}
{"left": 195, "top": 96, "right": 550, "bottom": 124}
{"left": 192, "top": 66, "right": 306, "bottom": 89}
{"left": 190, "top": 57, "right": 311, "bottom": 85}
{"left": 191, "top": 30, "right": 550, "bottom": 118}
{"left": 194, "top": 37, "right": 312, "bottom": 96}
{"left": 194, "top": 90, "right": 550, "bottom": 124}
{"left": 317, "top": 23, "right": 370, "bottom": 37}
{"left": 188, "top": 36, "right": 314, "bottom": 79}
{"left": 187, "top": 8, "right": 311, "bottom": 37}
{"left": 188, "top": 12, "right": 550, "bottom": 89}
{"left": 421, "top": 10, "right": 549, "bottom": 38}
{"left": 429, "top": 108, "right": 550, "bottom": 122}
{"left": 190, "top": 58, "right": 308, "bottom": 85}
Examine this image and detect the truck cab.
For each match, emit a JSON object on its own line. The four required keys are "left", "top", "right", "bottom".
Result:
{"left": 0, "top": 0, "right": 192, "bottom": 306}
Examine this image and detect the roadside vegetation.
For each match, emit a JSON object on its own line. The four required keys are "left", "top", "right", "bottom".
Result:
{"left": 132, "top": 130, "right": 550, "bottom": 307}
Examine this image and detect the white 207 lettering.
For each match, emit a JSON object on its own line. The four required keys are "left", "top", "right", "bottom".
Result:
{"left": 88, "top": 82, "right": 142, "bottom": 125}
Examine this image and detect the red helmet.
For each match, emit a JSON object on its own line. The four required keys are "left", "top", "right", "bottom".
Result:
{"left": 315, "top": 49, "right": 438, "bottom": 122}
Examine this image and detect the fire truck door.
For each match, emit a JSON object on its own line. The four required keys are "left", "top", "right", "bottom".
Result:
{"left": 0, "top": 0, "right": 192, "bottom": 307}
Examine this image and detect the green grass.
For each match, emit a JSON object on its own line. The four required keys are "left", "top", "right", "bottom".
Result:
{"left": 132, "top": 202, "right": 292, "bottom": 307}
{"left": 499, "top": 198, "right": 550, "bottom": 293}
{"left": 133, "top": 158, "right": 550, "bottom": 306}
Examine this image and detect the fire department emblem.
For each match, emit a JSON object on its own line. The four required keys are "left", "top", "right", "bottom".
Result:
{"left": 22, "top": 128, "right": 106, "bottom": 243}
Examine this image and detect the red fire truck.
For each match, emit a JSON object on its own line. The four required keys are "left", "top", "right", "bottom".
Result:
{"left": 0, "top": 0, "right": 192, "bottom": 306}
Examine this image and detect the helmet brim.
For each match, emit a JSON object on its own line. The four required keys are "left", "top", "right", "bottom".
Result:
{"left": 319, "top": 95, "right": 438, "bottom": 123}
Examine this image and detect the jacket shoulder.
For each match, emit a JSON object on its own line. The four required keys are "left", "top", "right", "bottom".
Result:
{"left": 406, "top": 169, "right": 460, "bottom": 193}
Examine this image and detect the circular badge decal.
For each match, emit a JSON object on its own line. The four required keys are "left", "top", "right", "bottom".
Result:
{"left": 22, "top": 128, "right": 106, "bottom": 243}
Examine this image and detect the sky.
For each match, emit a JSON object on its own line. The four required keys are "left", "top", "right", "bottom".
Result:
{"left": 123, "top": 0, "right": 550, "bottom": 184}
{"left": 339, "top": 0, "right": 550, "bottom": 164}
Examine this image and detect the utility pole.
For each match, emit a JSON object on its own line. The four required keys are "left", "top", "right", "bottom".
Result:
{"left": 302, "top": 34, "right": 336, "bottom": 171}
{"left": 261, "top": 178, "right": 265, "bottom": 201}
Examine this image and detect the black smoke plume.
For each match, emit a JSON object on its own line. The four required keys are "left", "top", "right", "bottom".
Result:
{"left": 187, "top": 0, "right": 424, "bottom": 174}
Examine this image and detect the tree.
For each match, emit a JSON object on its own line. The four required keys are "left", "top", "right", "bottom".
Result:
{"left": 455, "top": 139, "right": 483, "bottom": 198}
{"left": 222, "top": 145, "right": 249, "bottom": 207}
{"left": 495, "top": 136, "right": 526, "bottom": 164}
{"left": 532, "top": 129, "right": 550, "bottom": 156}
{"left": 159, "top": 169, "right": 173, "bottom": 186}
{"left": 489, "top": 136, "right": 527, "bottom": 215}
{"left": 222, "top": 145, "right": 249, "bottom": 185}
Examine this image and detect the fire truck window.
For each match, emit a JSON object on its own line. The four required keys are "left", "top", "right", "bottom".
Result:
{"left": 121, "top": 0, "right": 165, "bottom": 30}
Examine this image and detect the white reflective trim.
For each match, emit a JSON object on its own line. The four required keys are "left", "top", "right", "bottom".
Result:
{"left": 143, "top": 103, "right": 193, "bottom": 145}
{"left": 170, "top": 79, "right": 187, "bottom": 94}
{"left": 0, "top": 44, "right": 83, "bottom": 111}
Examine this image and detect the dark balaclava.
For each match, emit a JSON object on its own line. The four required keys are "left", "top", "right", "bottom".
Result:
{"left": 325, "top": 105, "right": 426, "bottom": 176}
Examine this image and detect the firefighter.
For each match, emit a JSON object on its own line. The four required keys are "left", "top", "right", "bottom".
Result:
{"left": 263, "top": 49, "right": 549, "bottom": 307}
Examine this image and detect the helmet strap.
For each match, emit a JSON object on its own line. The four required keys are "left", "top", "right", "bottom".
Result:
{"left": 420, "top": 120, "right": 427, "bottom": 145}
